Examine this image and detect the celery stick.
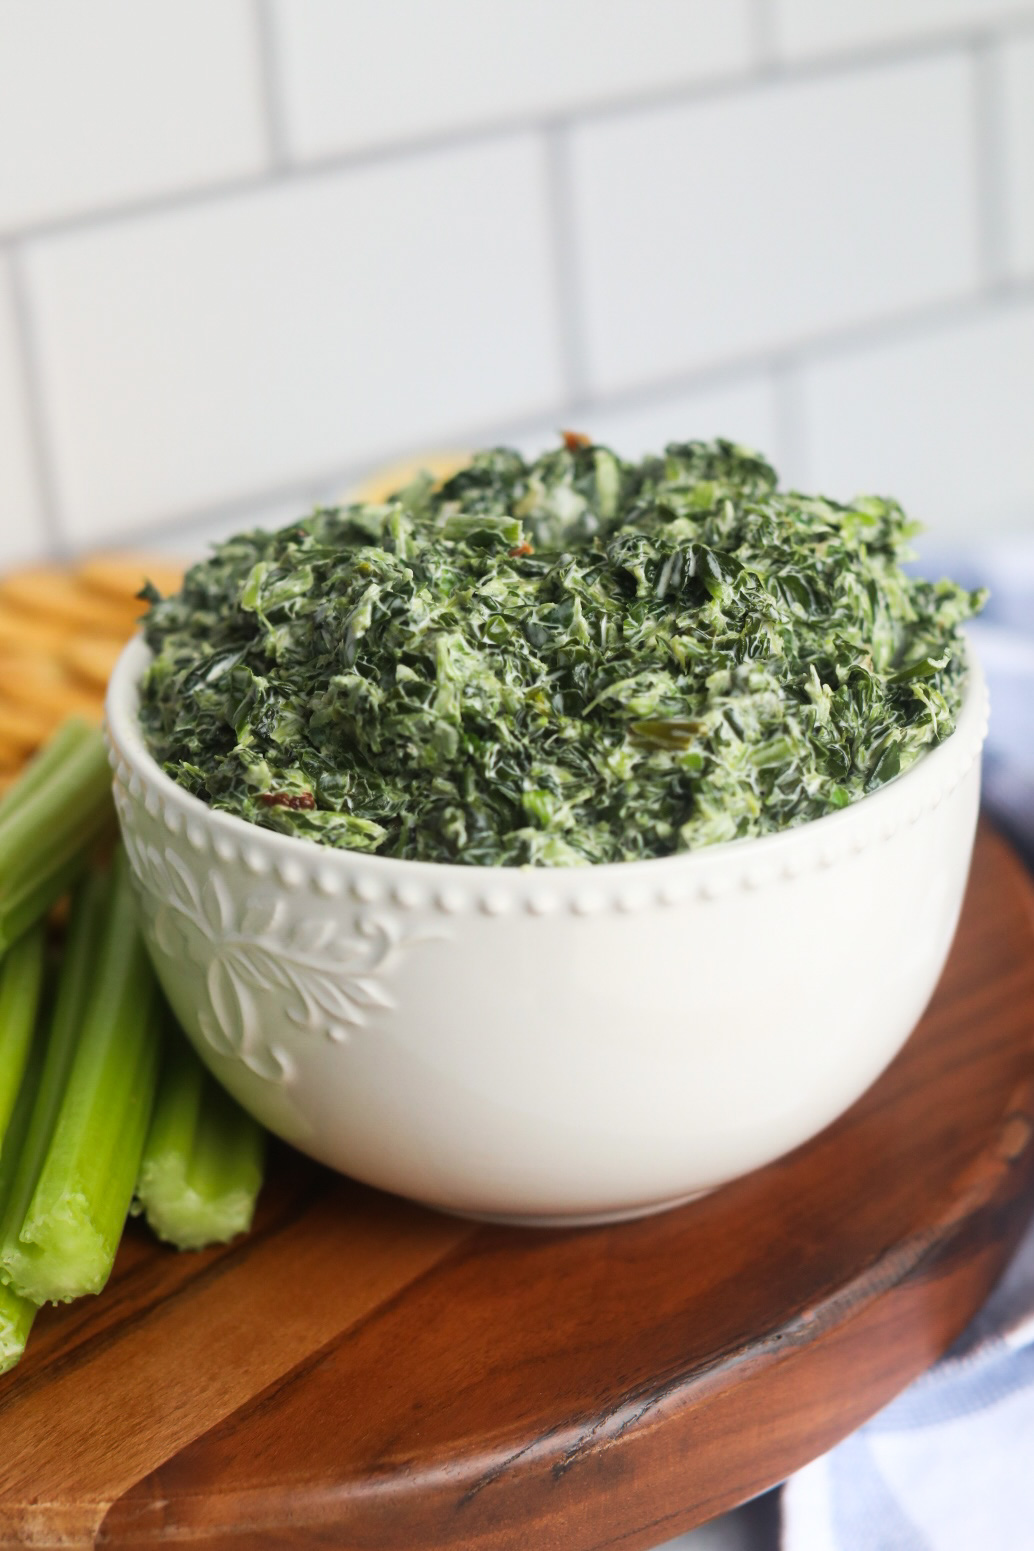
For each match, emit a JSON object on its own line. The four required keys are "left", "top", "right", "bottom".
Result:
{"left": 0, "top": 852, "right": 162, "bottom": 1304}
{"left": 0, "top": 720, "right": 93, "bottom": 827}
{"left": 136, "top": 1030, "right": 265, "bottom": 1251}
{"left": 0, "top": 924, "right": 46, "bottom": 1151}
{"left": 0, "top": 1036, "right": 45, "bottom": 1374}
{"left": 0, "top": 721, "right": 107, "bottom": 847}
{"left": 0, "top": 1284, "right": 34, "bottom": 1376}
{"left": 0, "top": 721, "right": 114, "bottom": 953}
{"left": 0, "top": 874, "right": 108, "bottom": 1305}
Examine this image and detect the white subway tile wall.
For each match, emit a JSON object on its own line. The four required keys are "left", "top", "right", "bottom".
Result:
{"left": 514, "top": 374, "right": 780, "bottom": 469}
{"left": 145, "top": 491, "right": 334, "bottom": 564}
{"left": 772, "top": 0, "right": 1034, "bottom": 60}
{"left": 0, "top": 0, "right": 267, "bottom": 233}
{"left": 0, "top": 260, "right": 44, "bottom": 565}
{"left": 27, "top": 137, "right": 563, "bottom": 544}
{"left": 1000, "top": 32, "right": 1034, "bottom": 277}
{"left": 270, "top": 0, "right": 754, "bottom": 160}
{"left": 0, "top": 0, "right": 1031, "bottom": 559}
{"left": 569, "top": 54, "right": 981, "bottom": 393}
{"left": 800, "top": 301, "right": 1034, "bottom": 538}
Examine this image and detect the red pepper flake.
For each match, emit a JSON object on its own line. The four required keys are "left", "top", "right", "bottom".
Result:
{"left": 509, "top": 541, "right": 534, "bottom": 558}
{"left": 562, "top": 430, "right": 591, "bottom": 452}
{"left": 259, "top": 791, "right": 316, "bottom": 810}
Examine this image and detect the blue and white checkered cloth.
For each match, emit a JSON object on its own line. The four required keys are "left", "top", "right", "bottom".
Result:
{"left": 781, "top": 536, "right": 1034, "bottom": 1551}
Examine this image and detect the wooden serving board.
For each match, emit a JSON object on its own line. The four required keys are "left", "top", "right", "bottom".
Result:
{"left": 1, "top": 824, "right": 1032, "bottom": 1551}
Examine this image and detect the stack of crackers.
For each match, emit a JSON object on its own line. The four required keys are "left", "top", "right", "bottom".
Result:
{"left": 0, "top": 454, "right": 471, "bottom": 797}
{"left": 0, "top": 554, "right": 184, "bottom": 796}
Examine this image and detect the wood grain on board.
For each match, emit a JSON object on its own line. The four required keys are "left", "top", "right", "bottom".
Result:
{"left": 0, "top": 824, "right": 1032, "bottom": 1551}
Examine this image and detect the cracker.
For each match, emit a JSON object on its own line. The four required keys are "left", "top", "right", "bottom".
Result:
{"left": 61, "top": 634, "right": 127, "bottom": 692}
{"left": 351, "top": 451, "right": 470, "bottom": 505}
{"left": 0, "top": 734, "right": 24, "bottom": 771}
{"left": 0, "top": 569, "right": 141, "bottom": 635}
{"left": 0, "top": 650, "right": 63, "bottom": 683}
{"left": 0, "top": 699, "right": 60, "bottom": 754}
{"left": 77, "top": 552, "right": 186, "bottom": 606}
{"left": 0, "top": 657, "right": 103, "bottom": 723}
{"left": 0, "top": 602, "right": 73, "bottom": 656}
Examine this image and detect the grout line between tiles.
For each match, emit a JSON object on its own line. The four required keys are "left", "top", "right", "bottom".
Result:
{"left": 74, "top": 397, "right": 565, "bottom": 555}
{"left": 5, "top": 247, "right": 66, "bottom": 556}
{"left": 252, "top": 0, "right": 292, "bottom": 171}
{"left": 0, "top": 122, "right": 531, "bottom": 251}
{"left": 770, "top": 359, "right": 809, "bottom": 491}
{"left": 971, "top": 35, "right": 1010, "bottom": 289}
{"left": 747, "top": 0, "right": 780, "bottom": 71}
{"left": 541, "top": 124, "right": 590, "bottom": 407}
{"left": 76, "top": 277, "right": 1034, "bottom": 554}
{"left": 0, "top": 26, "right": 1019, "bottom": 252}
{"left": 566, "top": 279, "right": 1034, "bottom": 418}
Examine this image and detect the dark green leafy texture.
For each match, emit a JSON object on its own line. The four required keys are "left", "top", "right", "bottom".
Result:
{"left": 139, "top": 440, "right": 985, "bottom": 867}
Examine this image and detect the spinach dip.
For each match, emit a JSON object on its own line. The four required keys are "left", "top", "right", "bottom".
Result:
{"left": 139, "top": 439, "right": 984, "bottom": 867}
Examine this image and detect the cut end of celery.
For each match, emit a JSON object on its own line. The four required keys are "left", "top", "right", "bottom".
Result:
{"left": 135, "top": 1031, "right": 265, "bottom": 1252}
{"left": 2, "top": 1191, "right": 115, "bottom": 1304}
{"left": 137, "top": 1158, "right": 258, "bottom": 1251}
{"left": 0, "top": 1284, "right": 35, "bottom": 1374}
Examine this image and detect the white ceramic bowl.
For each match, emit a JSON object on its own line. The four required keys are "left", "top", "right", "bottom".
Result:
{"left": 106, "top": 638, "right": 988, "bottom": 1226}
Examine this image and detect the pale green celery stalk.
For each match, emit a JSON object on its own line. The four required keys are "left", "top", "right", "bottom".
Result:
{"left": 0, "top": 874, "right": 109, "bottom": 1309}
{"left": 0, "top": 852, "right": 162, "bottom": 1304}
{"left": 136, "top": 1029, "right": 265, "bottom": 1251}
{"left": 0, "top": 1283, "right": 33, "bottom": 1375}
{"left": 0, "top": 720, "right": 93, "bottom": 827}
{"left": 0, "top": 924, "right": 46, "bottom": 1150}
{"left": 0, "top": 720, "right": 115, "bottom": 953}
{"left": 0, "top": 1036, "right": 46, "bottom": 1374}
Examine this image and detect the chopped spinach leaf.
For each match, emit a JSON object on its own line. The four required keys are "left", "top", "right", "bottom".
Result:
{"left": 139, "top": 439, "right": 985, "bottom": 867}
